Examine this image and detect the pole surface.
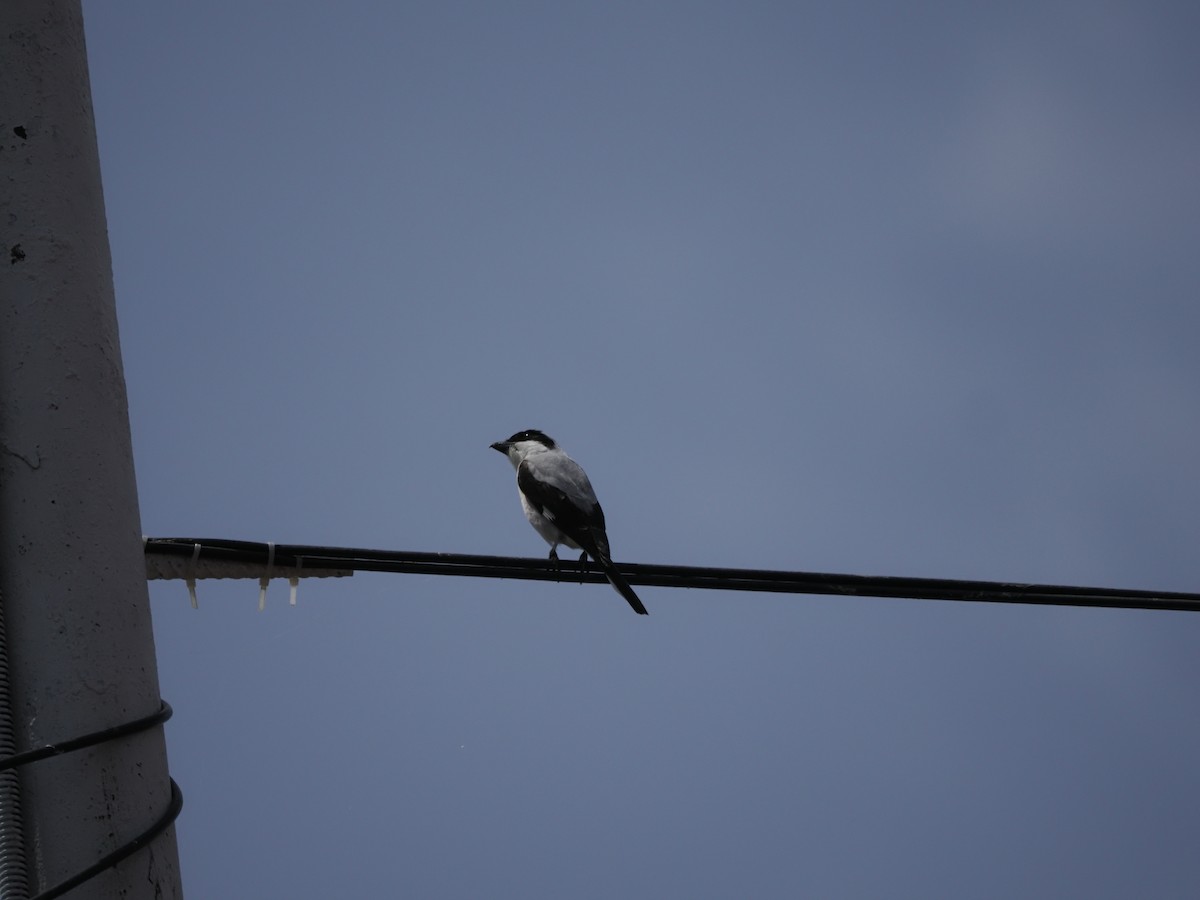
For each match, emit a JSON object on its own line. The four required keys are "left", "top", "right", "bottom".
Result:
{"left": 0, "top": 2, "right": 183, "bottom": 897}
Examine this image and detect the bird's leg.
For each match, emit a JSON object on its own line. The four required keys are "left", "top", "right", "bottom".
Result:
{"left": 577, "top": 551, "right": 590, "bottom": 584}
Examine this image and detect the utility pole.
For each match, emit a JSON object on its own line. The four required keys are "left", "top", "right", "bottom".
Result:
{"left": 0, "top": 2, "right": 184, "bottom": 897}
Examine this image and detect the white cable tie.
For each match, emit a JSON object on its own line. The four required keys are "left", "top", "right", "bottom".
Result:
{"left": 289, "top": 557, "right": 302, "bottom": 606}
{"left": 187, "top": 542, "right": 202, "bottom": 609}
{"left": 258, "top": 541, "right": 275, "bottom": 612}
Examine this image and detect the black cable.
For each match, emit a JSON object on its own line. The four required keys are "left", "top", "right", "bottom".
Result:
{"left": 29, "top": 779, "right": 183, "bottom": 900}
{"left": 0, "top": 701, "right": 172, "bottom": 772}
{"left": 144, "top": 537, "right": 1200, "bottom": 613}
{"left": 0, "top": 703, "right": 181, "bottom": 899}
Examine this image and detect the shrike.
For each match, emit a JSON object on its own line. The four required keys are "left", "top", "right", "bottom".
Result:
{"left": 491, "top": 430, "right": 648, "bottom": 615}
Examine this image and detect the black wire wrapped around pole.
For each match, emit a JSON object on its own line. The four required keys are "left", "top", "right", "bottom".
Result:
{"left": 144, "top": 538, "right": 1200, "bottom": 613}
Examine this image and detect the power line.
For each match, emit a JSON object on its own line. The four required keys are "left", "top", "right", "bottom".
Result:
{"left": 143, "top": 537, "right": 1200, "bottom": 613}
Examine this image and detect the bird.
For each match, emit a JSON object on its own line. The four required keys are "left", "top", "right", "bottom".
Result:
{"left": 490, "top": 429, "right": 649, "bottom": 615}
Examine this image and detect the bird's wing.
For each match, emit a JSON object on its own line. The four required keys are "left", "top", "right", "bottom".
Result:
{"left": 517, "top": 456, "right": 610, "bottom": 560}
{"left": 518, "top": 453, "right": 648, "bottom": 615}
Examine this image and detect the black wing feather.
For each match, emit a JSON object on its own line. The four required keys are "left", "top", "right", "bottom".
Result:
{"left": 517, "top": 462, "right": 608, "bottom": 559}
{"left": 516, "top": 459, "right": 648, "bottom": 615}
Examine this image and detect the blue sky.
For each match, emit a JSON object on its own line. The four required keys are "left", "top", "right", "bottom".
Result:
{"left": 84, "top": 2, "right": 1200, "bottom": 896}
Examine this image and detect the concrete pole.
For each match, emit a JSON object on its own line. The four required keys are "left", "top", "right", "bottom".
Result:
{"left": 0, "top": 2, "right": 183, "bottom": 897}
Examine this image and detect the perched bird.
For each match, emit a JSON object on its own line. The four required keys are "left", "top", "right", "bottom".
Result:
{"left": 491, "top": 429, "right": 648, "bottom": 615}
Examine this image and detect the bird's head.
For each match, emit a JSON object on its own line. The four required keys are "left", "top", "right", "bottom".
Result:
{"left": 490, "top": 429, "right": 557, "bottom": 467}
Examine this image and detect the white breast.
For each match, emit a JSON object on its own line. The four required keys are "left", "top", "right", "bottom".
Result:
{"left": 519, "top": 491, "right": 581, "bottom": 550}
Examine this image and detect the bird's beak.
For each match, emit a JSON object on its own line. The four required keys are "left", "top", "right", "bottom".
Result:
{"left": 490, "top": 441, "right": 509, "bottom": 454}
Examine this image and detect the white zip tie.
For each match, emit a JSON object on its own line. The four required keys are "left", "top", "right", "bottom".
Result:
{"left": 187, "top": 542, "right": 202, "bottom": 609}
{"left": 258, "top": 541, "right": 275, "bottom": 612}
{"left": 289, "top": 557, "right": 302, "bottom": 606}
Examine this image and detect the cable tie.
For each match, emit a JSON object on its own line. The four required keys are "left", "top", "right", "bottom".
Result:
{"left": 258, "top": 541, "right": 275, "bottom": 611}
{"left": 186, "top": 542, "right": 202, "bottom": 609}
{"left": 289, "top": 557, "right": 302, "bottom": 606}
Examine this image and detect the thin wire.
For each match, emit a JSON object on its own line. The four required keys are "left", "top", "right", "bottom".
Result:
{"left": 0, "top": 701, "right": 173, "bottom": 772}
{"left": 143, "top": 538, "right": 1200, "bottom": 613}
{"left": 28, "top": 779, "right": 182, "bottom": 900}
{"left": 0, "top": 702, "right": 180, "bottom": 899}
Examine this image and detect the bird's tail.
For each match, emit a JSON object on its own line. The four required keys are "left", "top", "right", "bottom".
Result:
{"left": 601, "top": 562, "right": 649, "bottom": 615}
